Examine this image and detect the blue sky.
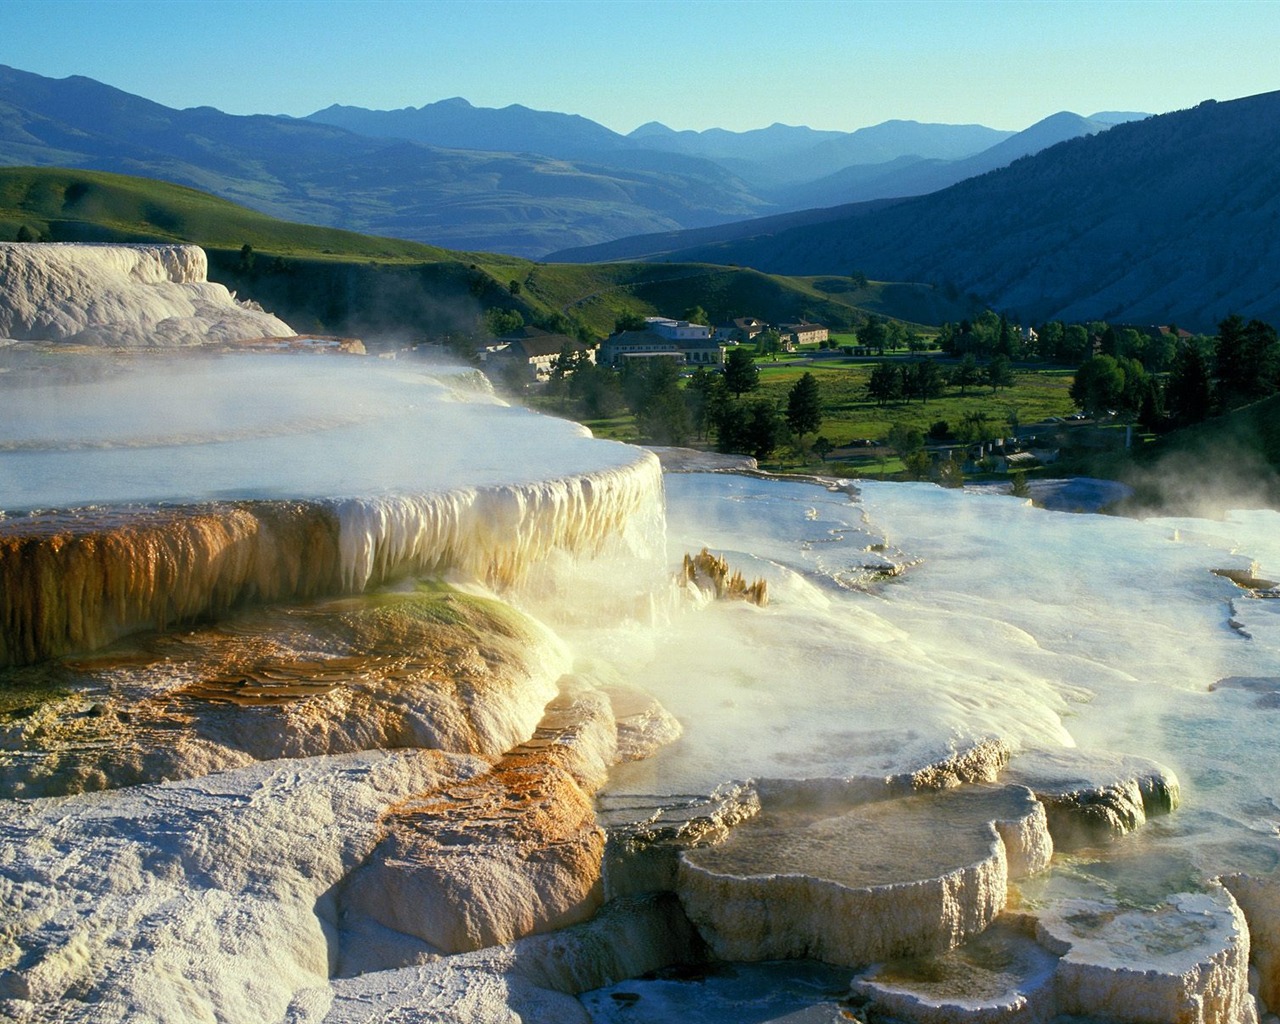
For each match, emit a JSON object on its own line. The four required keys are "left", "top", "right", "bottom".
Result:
{"left": 3, "top": 0, "right": 1278, "bottom": 133}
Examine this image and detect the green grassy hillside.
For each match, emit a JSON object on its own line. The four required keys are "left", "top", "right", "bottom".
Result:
{"left": 1, "top": 167, "right": 971, "bottom": 340}
{"left": 0, "top": 167, "right": 452, "bottom": 261}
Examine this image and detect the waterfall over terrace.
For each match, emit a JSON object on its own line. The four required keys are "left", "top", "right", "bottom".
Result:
{"left": 3, "top": 246, "right": 1280, "bottom": 1024}
{"left": 0, "top": 355, "right": 664, "bottom": 666}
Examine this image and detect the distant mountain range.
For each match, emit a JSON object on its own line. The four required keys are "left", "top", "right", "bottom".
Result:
{"left": 0, "top": 65, "right": 1139, "bottom": 257}
{"left": 550, "top": 92, "right": 1280, "bottom": 331}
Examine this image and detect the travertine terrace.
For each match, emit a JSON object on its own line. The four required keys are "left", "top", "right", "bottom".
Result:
{"left": 3, "top": 246, "right": 1280, "bottom": 1024}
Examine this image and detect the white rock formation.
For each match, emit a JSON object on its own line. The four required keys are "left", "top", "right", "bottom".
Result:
{"left": 1006, "top": 748, "right": 1181, "bottom": 847}
{"left": 1221, "top": 874, "right": 1280, "bottom": 1016}
{"left": 324, "top": 893, "right": 702, "bottom": 1023}
{"left": 677, "top": 783, "right": 1052, "bottom": 966}
{"left": 338, "top": 682, "right": 617, "bottom": 954}
{"left": 1037, "top": 889, "right": 1257, "bottom": 1024}
{"left": 0, "top": 668, "right": 692, "bottom": 1022}
{"left": 849, "top": 915, "right": 1060, "bottom": 1024}
{"left": 0, "top": 750, "right": 485, "bottom": 1024}
{"left": 0, "top": 243, "right": 293, "bottom": 346}
{"left": 0, "top": 589, "right": 572, "bottom": 797}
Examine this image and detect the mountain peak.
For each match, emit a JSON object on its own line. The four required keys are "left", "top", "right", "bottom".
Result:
{"left": 629, "top": 121, "right": 674, "bottom": 137}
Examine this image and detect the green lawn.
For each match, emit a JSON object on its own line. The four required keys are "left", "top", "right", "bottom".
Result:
{"left": 753, "top": 361, "right": 1077, "bottom": 452}
{"left": 533, "top": 357, "right": 1080, "bottom": 478}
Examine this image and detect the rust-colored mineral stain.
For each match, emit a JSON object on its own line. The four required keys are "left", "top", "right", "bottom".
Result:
{"left": 0, "top": 501, "right": 343, "bottom": 669}
{"left": 680, "top": 547, "right": 768, "bottom": 606}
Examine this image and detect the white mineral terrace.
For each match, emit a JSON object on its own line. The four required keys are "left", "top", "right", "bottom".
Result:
{"left": 0, "top": 242, "right": 293, "bottom": 346}
{"left": 0, "top": 355, "right": 655, "bottom": 507}
{"left": 0, "top": 356, "right": 664, "bottom": 666}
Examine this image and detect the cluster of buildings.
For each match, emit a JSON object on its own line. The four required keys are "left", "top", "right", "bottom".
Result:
{"left": 476, "top": 315, "right": 830, "bottom": 381}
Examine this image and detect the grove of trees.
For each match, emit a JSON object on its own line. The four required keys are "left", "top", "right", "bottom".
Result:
{"left": 1069, "top": 314, "right": 1280, "bottom": 432}
{"left": 520, "top": 300, "right": 1280, "bottom": 476}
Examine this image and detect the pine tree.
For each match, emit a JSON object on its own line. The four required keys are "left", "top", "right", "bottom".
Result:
{"left": 1165, "top": 342, "right": 1212, "bottom": 426}
{"left": 866, "top": 361, "right": 901, "bottom": 405}
{"left": 723, "top": 346, "right": 760, "bottom": 397}
{"left": 785, "top": 372, "right": 823, "bottom": 442}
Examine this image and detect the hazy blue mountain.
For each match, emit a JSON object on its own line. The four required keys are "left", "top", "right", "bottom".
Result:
{"left": 0, "top": 65, "right": 772, "bottom": 256}
{"left": 551, "top": 93, "right": 1280, "bottom": 331}
{"left": 0, "top": 64, "right": 1174, "bottom": 266}
{"left": 630, "top": 118, "right": 1012, "bottom": 190}
{"left": 305, "top": 103, "right": 1012, "bottom": 192}
{"left": 551, "top": 111, "right": 1121, "bottom": 259}
{"left": 626, "top": 121, "right": 847, "bottom": 163}
{"left": 773, "top": 111, "right": 1117, "bottom": 208}
{"left": 304, "top": 96, "right": 629, "bottom": 159}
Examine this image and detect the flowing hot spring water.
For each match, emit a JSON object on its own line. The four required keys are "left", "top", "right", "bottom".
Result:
{"left": 2, "top": 351, "right": 1280, "bottom": 1023}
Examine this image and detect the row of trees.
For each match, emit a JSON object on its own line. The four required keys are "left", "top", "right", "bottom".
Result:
{"left": 1070, "top": 314, "right": 1280, "bottom": 431}
{"left": 865, "top": 354, "right": 1013, "bottom": 406}
{"left": 856, "top": 315, "right": 928, "bottom": 355}
{"left": 940, "top": 311, "right": 1193, "bottom": 374}
{"left": 546, "top": 345, "right": 822, "bottom": 462}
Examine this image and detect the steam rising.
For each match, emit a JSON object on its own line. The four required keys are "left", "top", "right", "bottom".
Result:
{"left": 0, "top": 356, "right": 663, "bottom": 666}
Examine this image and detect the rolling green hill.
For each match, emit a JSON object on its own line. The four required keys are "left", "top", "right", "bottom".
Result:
{"left": 0, "top": 167, "right": 972, "bottom": 341}
{"left": 0, "top": 167, "right": 453, "bottom": 260}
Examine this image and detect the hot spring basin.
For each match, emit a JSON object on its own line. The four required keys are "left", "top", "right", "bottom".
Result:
{"left": 677, "top": 783, "right": 1052, "bottom": 966}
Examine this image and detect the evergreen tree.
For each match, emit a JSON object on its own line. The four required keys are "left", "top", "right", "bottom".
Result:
{"left": 952, "top": 354, "right": 980, "bottom": 395}
{"left": 626, "top": 359, "right": 691, "bottom": 445}
{"left": 711, "top": 398, "right": 783, "bottom": 460}
{"left": 996, "top": 313, "right": 1016, "bottom": 358}
{"left": 1036, "top": 321, "right": 1064, "bottom": 362}
{"left": 913, "top": 360, "right": 944, "bottom": 403}
{"left": 569, "top": 362, "right": 625, "bottom": 419}
{"left": 684, "top": 367, "right": 724, "bottom": 441}
{"left": 857, "top": 316, "right": 889, "bottom": 355}
{"left": 1214, "top": 314, "right": 1250, "bottom": 408}
{"left": 986, "top": 354, "right": 1015, "bottom": 393}
{"left": 744, "top": 400, "right": 782, "bottom": 460}
{"left": 1215, "top": 315, "right": 1280, "bottom": 408}
{"left": 723, "top": 346, "right": 760, "bottom": 396}
{"left": 866, "top": 361, "right": 901, "bottom": 405}
{"left": 1137, "top": 376, "right": 1165, "bottom": 433}
{"left": 1164, "top": 342, "right": 1213, "bottom": 427}
{"left": 785, "top": 372, "right": 823, "bottom": 442}
{"left": 957, "top": 410, "right": 991, "bottom": 443}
